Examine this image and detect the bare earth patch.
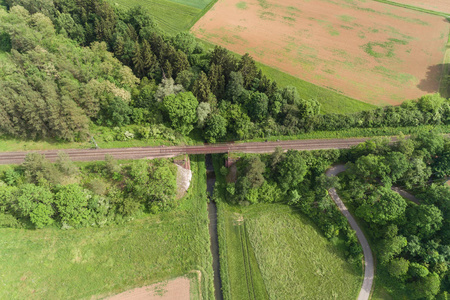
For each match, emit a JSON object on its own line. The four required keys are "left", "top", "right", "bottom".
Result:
{"left": 385, "top": 0, "right": 450, "bottom": 14}
{"left": 107, "top": 277, "right": 190, "bottom": 300}
{"left": 176, "top": 164, "right": 192, "bottom": 199}
{"left": 192, "top": 0, "right": 450, "bottom": 105}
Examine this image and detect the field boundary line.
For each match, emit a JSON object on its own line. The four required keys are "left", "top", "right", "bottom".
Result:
{"left": 372, "top": 0, "right": 449, "bottom": 18}
{"left": 439, "top": 27, "right": 450, "bottom": 98}
{"left": 243, "top": 221, "right": 257, "bottom": 300}
{"left": 238, "top": 223, "right": 254, "bottom": 300}
{"left": 188, "top": 0, "right": 219, "bottom": 30}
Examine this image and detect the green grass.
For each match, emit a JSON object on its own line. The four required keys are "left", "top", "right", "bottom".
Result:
{"left": 217, "top": 202, "right": 269, "bottom": 300}
{"left": 255, "top": 62, "right": 376, "bottom": 114}
{"left": 244, "top": 204, "right": 362, "bottom": 300}
{"left": 236, "top": 1, "right": 247, "bottom": 9}
{"left": 213, "top": 155, "right": 362, "bottom": 300}
{"left": 0, "top": 155, "right": 214, "bottom": 299}
{"left": 217, "top": 202, "right": 363, "bottom": 300}
{"left": 0, "top": 125, "right": 203, "bottom": 152}
{"left": 109, "top": 0, "right": 202, "bottom": 34}
{"left": 166, "top": 0, "right": 211, "bottom": 9}
{"left": 439, "top": 28, "right": 450, "bottom": 98}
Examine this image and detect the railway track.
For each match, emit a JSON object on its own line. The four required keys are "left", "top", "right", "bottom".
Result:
{"left": 0, "top": 137, "right": 373, "bottom": 165}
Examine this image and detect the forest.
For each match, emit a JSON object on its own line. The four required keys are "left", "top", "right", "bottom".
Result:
{"left": 222, "top": 131, "right": 450, "bottom": 299}
{"left": 0, "top": 0, "right": 449, "bottom": 144}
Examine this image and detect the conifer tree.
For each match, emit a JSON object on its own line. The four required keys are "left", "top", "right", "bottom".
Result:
{"left": 132, "top": 42, "right": 144, "bottom": 77}
{"left": 192, "top": 71, "right": 211, "bottom": 103}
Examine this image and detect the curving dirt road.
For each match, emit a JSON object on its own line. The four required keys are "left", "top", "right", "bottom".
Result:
{"left": 326, "top": 165, "right": 374, "bottom": 300}
{"left": 0, "top": 137, "right": 375, "bottom": 165}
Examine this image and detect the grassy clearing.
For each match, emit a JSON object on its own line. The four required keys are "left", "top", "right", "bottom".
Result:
{"left": 255, "top": 63, "right": 376, "bottom": 114}
{"left": 244, "top": 204, "right": 362, "bottom": 300}
{"left": 213, "top": 155, "right": 362, "bottom": 300}
{"left": 0, "top": 155, "right": 214, "bottom": 299}
{"left": 109, "top": 0, "right": 201, "bottom": 34}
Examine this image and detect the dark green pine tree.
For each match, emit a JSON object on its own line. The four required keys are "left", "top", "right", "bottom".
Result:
{"left": 238, "top": 53, "right": 258, "bottom": 88}
{"left": 142, "top": 40, "right": 158, "bottom": 78}
{"left": 132, "top": 42, "right": 145, "bottom": 77}
{"left": 192, "top": 71, "right": 212, "bottom": 103}
{"left": 163, "top": 60, "right": 173, "bottom": 79}
{"left": 208, "top": 63, "right": 226, "bottom": 99}
{"left": 172, "top": 49, "right": 190, "bottom": 78}
{"left": 114, "top": 36, "right": 125, "bottom": 58}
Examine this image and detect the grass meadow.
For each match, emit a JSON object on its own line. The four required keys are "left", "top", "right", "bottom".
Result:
{"left": 213, "top": 155, "right": 362, "bottom": 300}
{"left": 0, "top": 155, "right": 214, "bottom": 299}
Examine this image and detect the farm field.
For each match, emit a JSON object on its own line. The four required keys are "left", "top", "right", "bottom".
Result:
{"left": 192, "top": 0, "right": 450, "bottom": 105}
{"left": 0, "top": 156, "right": 213, "bottom": 300}
{"left": 108, "top": 0, "right": 204, "bottom": 34}
{"left": 217, "top": 202, "right": 362, "bottom": 300}
{"left": 378, "top": 0, "right": 450, "bottom": 14}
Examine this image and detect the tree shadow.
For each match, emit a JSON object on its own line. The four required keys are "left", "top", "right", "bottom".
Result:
{"left": 416, "top": 63, "right": 447, "bottom": 94}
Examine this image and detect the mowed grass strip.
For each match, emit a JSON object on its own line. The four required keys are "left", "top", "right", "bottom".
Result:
{"left": 244, "top": 204, "right": 362, "bottom": 300}
{"left": 0, "top": 156, "right": 214, "bottom": 300}
{"left": 256, "top": 62, "right": 376, "bottom": 114}
{"left": 109, "top": 0, "right": 201, "bottom": 34}
{"left": 217, "top": 202, "right": 269, "bottom": 300}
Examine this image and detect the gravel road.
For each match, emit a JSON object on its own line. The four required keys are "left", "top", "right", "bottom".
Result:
{"left": 326, "top": 165, "right": 374, "bottom": 300}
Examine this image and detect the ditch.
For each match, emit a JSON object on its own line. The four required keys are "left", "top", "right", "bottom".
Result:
{"left": 206, "top": 154, "right": 223, "bottom": 300}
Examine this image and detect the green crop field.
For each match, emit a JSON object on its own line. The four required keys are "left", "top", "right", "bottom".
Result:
{"left": 109, "top": 0, "right": 203, "bottom": 34}
{"left": 0, "top": 156, "right": 214, "bottom": 299}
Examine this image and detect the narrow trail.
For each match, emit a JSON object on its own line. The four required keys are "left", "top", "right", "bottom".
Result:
{"left": 326, "top": 165, "right": 374, "bottom": 300}
{"left": 205, "top": 154, "right": 223, "bottom": 300}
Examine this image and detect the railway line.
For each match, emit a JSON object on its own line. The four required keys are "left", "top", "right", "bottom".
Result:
{"left": 0, "top": 137, "right": 373, "bottom": 165}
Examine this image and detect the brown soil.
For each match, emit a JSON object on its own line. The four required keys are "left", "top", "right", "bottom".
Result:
{"left": 226, "top": 162, "right": 237, "bottom": 183}
{"left": 107, "top": 277, "right": 190, "bottom": 300}
{"left": 191, "top": 0, "right": 450, "bottom": 105}
{"left": 175, "top": 163, "right": 192, "bottom": 199}
{"left": 386, "top": 0, "right": 450, "bottom": 14}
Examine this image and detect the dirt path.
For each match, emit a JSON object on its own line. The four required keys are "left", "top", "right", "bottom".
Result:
{"left": 107, "top": 277, "right": 190, "bottom": 300}
{"left": 391, "top": 187, "right": 420, "bottom": 205}
{"left": 325, "top": 165, "right": 374, "bottom": 300}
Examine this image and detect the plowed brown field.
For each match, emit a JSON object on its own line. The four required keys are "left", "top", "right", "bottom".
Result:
{"left": 386, "top": 0, "right": 450, "bottom": 14}
{"left": 192, "top": 0, "right": 450, "bottom": 105}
